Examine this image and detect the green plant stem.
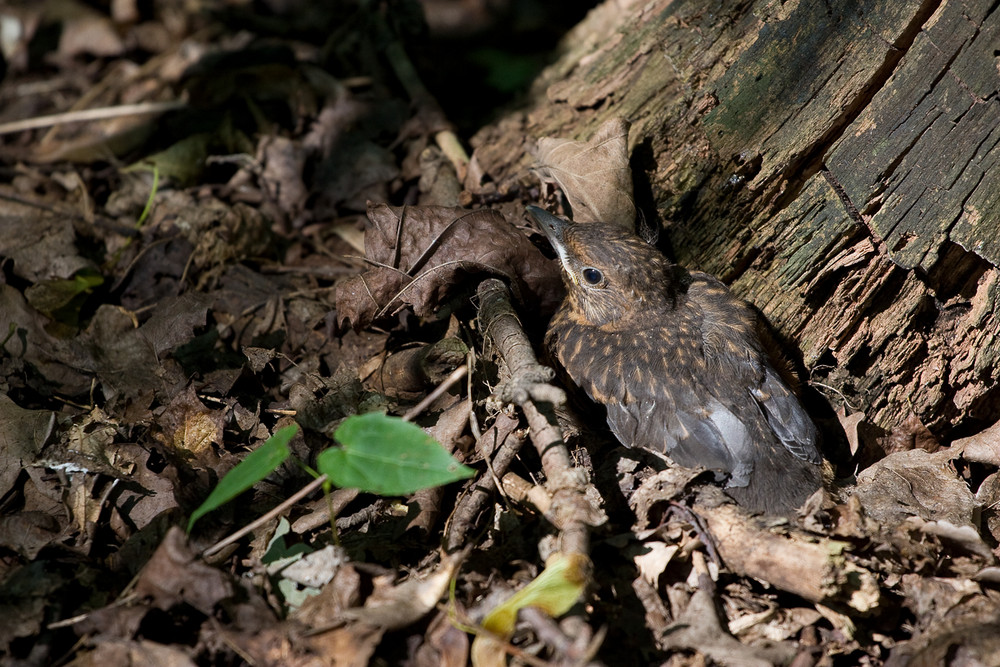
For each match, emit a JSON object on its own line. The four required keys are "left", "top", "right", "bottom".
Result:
{"left": 135, "top": 165, "right": 159, "bottom": 228}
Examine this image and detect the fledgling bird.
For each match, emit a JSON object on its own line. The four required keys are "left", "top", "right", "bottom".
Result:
{"left": 527, "top": 206, "right": 823, "bottom": 515}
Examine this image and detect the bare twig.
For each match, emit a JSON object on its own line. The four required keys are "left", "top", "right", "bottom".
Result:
{"left": 692, "top": 489, "right": 880, "bottom": 612}
{"left": 0, "top": 100, "right": 186, "bottom": 135}
{"left": 500, "top": 472, "right": 552, "bottom": 515}
{"left": 290, "top": 488, "right": 361, "bottom": 534}
{"left": 445, "top": 414, "right": 523, "bottom": 552}
{"left": 476, "top": 278, "right": 603, "bottom": 557}
{"left": 402, "top": 364, "right": 468, "bottom": 421}
{"left": 202, "top": 473, "right": 329, "bottom": 558}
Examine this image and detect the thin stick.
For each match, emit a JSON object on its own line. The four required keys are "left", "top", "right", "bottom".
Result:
{"left": 401, "top": 365, "right": 468, "bottom": 422}
{"left": 202, "top": 474, "right": 328, "bottom": 558}
{"left": 0, "top": 100, "right": 186, "bottom": 135}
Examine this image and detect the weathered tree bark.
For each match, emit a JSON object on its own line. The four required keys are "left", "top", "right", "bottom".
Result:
{"left": 468, "top": 0, "right": 1000, "bottom": 437}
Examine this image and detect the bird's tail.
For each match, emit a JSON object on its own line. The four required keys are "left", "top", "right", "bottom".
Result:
{"left": 725, "top": 444, "right": 823, "bottom": 516}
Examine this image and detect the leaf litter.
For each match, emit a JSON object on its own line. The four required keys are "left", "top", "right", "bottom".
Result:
{"left": 1, "top": 2, "right": 1000, "bottom": 666}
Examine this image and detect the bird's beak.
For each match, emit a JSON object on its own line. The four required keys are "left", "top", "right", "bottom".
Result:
{"left": 527, "top": 206, "right": 577, "bottom": 282}
{"left": 527, "top": 205, "right": 571, "bottom": 254}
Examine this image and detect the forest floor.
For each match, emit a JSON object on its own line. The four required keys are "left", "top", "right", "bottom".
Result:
{"left": 2, "top": 2, "right": 1000, "bottom": 666}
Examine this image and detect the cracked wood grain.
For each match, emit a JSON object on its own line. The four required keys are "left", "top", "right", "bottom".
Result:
{"left": 470, "top": 0, "right": 1000, "bottom": 437}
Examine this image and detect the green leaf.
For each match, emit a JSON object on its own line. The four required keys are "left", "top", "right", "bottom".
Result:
{"left": 126, "top": 133, "right": 211, "bottom": 186}
{"left": 473, "top": 552, "right": 591, "bottom": 663}
{"left": 24, "top": 268, "right": 104, "bottom": 318}
{"left": 261, "top": 517, "right": 311, "bottom": 570}
{"left": 186, "top": 424, "right": 297, "bottom": 533}
{"left": 317, "top": 413, "right": 475, "bottom": 496}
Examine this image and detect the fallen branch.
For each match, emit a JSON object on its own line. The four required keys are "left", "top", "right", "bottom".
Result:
{"left": 476, "top": 278, "right": 606, "bottom": 555}
{"left": 693, "top": 490, "right": 881, "bottom": 614}
{"left": 474, "top": 277, "right": 607, "bottom": 663}
{"left": 445, "top": 413, "right": 523, "bottom": 552}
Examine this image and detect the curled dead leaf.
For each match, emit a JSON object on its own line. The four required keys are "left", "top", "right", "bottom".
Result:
{"left": 534, "top": 117, "right": 636, "bottom": 228}
{"left": 953, "top": 419, "right": 1000, "bottom": 466}
{"left": 340, "top": 549, "right": 467, "bottom": 631}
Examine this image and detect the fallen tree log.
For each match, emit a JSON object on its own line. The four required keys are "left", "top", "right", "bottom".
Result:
{"left": 469, "top": 0, "right": 1000, "bottom": 438}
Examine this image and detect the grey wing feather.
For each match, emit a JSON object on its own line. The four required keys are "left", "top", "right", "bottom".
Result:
{"left": 600, "top": 363, "right": 817, "bottom": 489}
{"left": 561, "top": 320, "right": 818, "bottom": 492}
{"left": 604, "top": 390, "right": 754, "bottom": 487}
{"left": 751, "top": 367, "right": 821, "bottom": 464}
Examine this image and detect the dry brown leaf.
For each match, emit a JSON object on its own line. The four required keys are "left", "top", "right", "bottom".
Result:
{"left": 306, "top": 623, "right": 384, "bottom": 667}
{"left": 632, "top": 541, "right": 679, "bottom": 587}
{"left": 414, "top": 608, "right": 470, "bottom": 667}
{"left": 154, "top": 385, "right": 226, "bottom": 462}
{"left": 0, "top": 212, "right": 96, "bottom": 282}
{"left": 76, "top": 294, "right": 210, "bottom": 412}
{"left": 0, "top": 284, "right": 94, "bottom": 396}
{"left": 888, "top": 582, "right": 1000, "bottom": 666}
{"left": 534, "top": 116, "right": 636, "bottom": 228}
{"left": 953, "top": 419, "right": 1000, "bottom": 466}
{"left": 836, "top": 407, "right": 889, "bottom": 470}
{"left": 133, "top": 526, "right": 236, "bottom": 615}
{"left": 883, "top": 412, "right": 941, "bottom": 454}
{"left": 58, "top": 10, "right": 125, "bottom": 58}
{"left": 294, "top": 563, "right": 363, "bottom": 629}
{"left": 259, "top": 135, "right": 309, "bottom": 226}
{"left": 312, "top": 136, "right": 398, "bottom": 213}
{"left": 853, "top": 448, "right": 976, "bottom": 529}
{"left": 77, "top": 526, "right": 270, "bottom": 642}
{"left": 977, "top": 471, "right": 1000, "bottom": 545}
{"left": 340, "top": 549, "right": 466, "bottom": 631}
{"left": 69, "top": 639, "right": 197, "bottom": 667}
{"left": 906, "top": 517, "right": 994, "bottom": 560}
{"left": 0, "top": 512, "right": 61, "bottom": 560}
{"left": 837, "top": 409, "right": 866, "bottom": 457}
{"left": 629, "top": 467, "right": 704, "bottom": 531}
{"left": 0, "top": 394, "right": 55, "bottom": 500}
{"left": 335, "top": 203, "right": 562, "bottom": 329}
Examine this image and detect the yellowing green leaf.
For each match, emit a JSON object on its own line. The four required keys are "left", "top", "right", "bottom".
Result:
{"left": 479, "top": 552, "right": 591, "bottom": 638}
{"left": 471, "top": 552, "right": 591, "bottom": 667}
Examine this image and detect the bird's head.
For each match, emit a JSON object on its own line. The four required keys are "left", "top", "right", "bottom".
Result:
{"left": 527, "top": 206, "right": 680, "bottom": 328}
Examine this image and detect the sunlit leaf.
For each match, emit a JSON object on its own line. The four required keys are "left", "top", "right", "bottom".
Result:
{"left": 481, "top": 552, "right": 591, "bottom": 636}
{"left": 471, "top": 552, "right": 591, "bottom": 667}
{"left": 186, "top": 424, "right": 297, "bottom": 533}
{"left": 317, "top": 413, "right": 474, "bottom": 496}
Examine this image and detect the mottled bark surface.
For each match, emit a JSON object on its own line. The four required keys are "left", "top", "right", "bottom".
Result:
{"left": 469, "top": 0, "right": 1000, "bottom": 436}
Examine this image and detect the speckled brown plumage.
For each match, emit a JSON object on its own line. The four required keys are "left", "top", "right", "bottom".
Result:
{"left": 527, "top": 206, "right": 822, "bottom": 515}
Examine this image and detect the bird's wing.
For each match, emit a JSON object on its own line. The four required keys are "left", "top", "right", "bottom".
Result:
{"left": 550, "top": 307, "right": 818, "bottom": 486}
{"left": 751, "top": 366, "right": 822, "bottom": 464}
{"left": 686, "top": 275, "right": 821, "bottom": 470}
{"left": 593, "top": 345, "right": 817, "bottom": 488}
{"left": 599, "top": 362, "right": 758, "bottom": 486}
{"left": 551, "top": 315, "right": 757, "bottom": 482}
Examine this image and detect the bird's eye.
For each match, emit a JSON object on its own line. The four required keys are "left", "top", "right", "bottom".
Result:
{"left": 581, "top": 267, "right": 603, "bottom": 285}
